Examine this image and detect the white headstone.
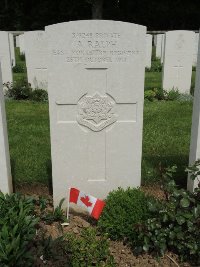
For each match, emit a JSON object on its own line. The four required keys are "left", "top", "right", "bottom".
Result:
{"left": 145, "top": 34, "right": 152, "bottom": 68}
{"left": 46, "top": 20, "right": 146, "bottom": 207}
{"left": 0, "top": 31, "right": 13, "bottom": 84}
{"left": 24, "top": 31, "right": 48, "bottom": 89}
{"left": 193, "top": 33, "right": 199, "bottom": 66}
{"left": 0, "top": 64, "right": 13, "bottom": 194}
{"left": 154, "top": 34, "right": 157, "bottom": 46}
{"left": 16, "top": 36, "right": 19, "bottom": 47}
{"left": 156, "top": 34, "right": 164, "bottom": 58}
{"left": 19, "top": 34, "right": 25, "bottom": 54}
{"left": 9, "top": 33, "right": 16, "bottom": 67}
{"left": 162, "top": 30, "right": 195, "bottom": 93}
{"left": 188, "top": 33, "right": 200, "bottom": 191}
{"left": 161, "top": 34, "right": 165, "bottom": 64}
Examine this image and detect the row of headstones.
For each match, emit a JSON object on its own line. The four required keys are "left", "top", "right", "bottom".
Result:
{"left": 0, "top": 21, "right": 199, "bottom": 209}
{"left": 2, "top": 31, "right": 152, "bottom": 90}
{"left": 155, "top": 31, "right": 199, "bottom": 93}
{"left": 2, "top": 31, "right": 196, "bottom": 95}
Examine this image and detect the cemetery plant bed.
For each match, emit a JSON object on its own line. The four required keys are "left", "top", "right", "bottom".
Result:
{"left": 11, "top": 184, "right": 193, "bottom": 267}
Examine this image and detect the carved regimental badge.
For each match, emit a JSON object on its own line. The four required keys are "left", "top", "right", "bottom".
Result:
{"left": 77, "top": 92, "right": 117, "bottom": 131}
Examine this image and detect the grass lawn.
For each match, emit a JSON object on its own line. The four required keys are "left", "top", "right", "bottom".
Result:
{"left": 6, "top": 101, "right": 51, "bottom": 185}
{"left": 6, "top": 100, "right": 193, "bottom": 187}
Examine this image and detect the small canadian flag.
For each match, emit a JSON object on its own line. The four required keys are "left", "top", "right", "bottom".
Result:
{"left": 69, "top": 188, "right": 106, "bottom": 220}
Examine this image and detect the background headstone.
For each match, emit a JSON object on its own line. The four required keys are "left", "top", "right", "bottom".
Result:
{"left": 0, "top": 64, "right": 13, "bottom": 194}
{"left": 145, "top": 34, "right": 152, "bottom": 68}
{"left": 162, "top": 30, "right": 195, "bottom": 93}
{"left": 0, "top": 31, "right": 13, "bottom": 84}
{"left": 153, "top": 34, "right": 157, "bottom": 46}
{"left": 16, "top": 35, "right": 19, "bottom": 47}
{"left": 161, "top": 34, "right": 165, "bottom": 64}
{"left": 46, "top": 20, "right": 146, "bottom": 207}
{"left": 19, "top": 34, "right": 25, "bottom": 54}
{"left": 9, "top": 33, "right": 16, "bottom": 67}
{"left": 193, "top": 32, "right": 199, "bottom": 66}
{"left": 156, "top": 34, "right": 164, "bottom": 58}
{"left": 188, "top": 33, "right": 200, "bottom": 191}
{"left": 24, "top": 31, "right": 48, "bottom": 89}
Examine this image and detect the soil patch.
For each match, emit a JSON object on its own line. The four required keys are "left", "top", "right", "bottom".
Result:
{"left": 15, "top": 183, "right": 192, "bottom": 266}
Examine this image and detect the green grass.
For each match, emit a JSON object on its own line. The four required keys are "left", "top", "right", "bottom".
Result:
{"left": 6, "top": 101, "right": 51, "bottom": 184}
{"left": 13, "top": 48, "right": 27, "bottom": 83}
{"left": 145, "top": 72, "right": 162, "bottom": 88}
{"left": 142, "top": 101, "right": 192, "bottom": 186}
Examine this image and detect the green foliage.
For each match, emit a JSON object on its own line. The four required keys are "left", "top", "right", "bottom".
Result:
{"left": 5, "top": 79, "right": 48, "bottom": 102}
{"left": 135, "top": 164, "right": 200, "bottom": 265}
{"left": 144, "top": 87, "right": 167, "bottom": 101}
{"left": 146, "top": 60, "right": 162, "bottom": 72}
{"left": 177, "top": 93, "right": 193, "bottom": 102}
{"left": 12, "top": 63, "right": 25, "bottom": 73}
{"left": 0, "top": 192, "right": 38, "bottom": 267}
{"left": 98, "top": 187, "right": 152, "bottom": 242}
{"left": 192, "top": 66, "right": 196, "bottom": 71}
{"left": 36, "top": 234, "right": 68, "bottom": 263}
{"left": 19, "top": 53, "right": 25, "bottom": 61}
{"left": 144, "top": 90, "right": 156, "bottom": 101}
{"left": 144, "top": 87, "right": 183, "bottom": 102}
{"left": 31, "top": 89, "right": 48, "bottom": 102}
{"left": 66, "top": 228, "right": 115, "bottom": 267}
{"left": 5, "top": 79, "right": 32, "bottom": 100}
{"left": 41, "top": 198, "right": 68, "bottom": 224}
{"left": 166, "top": 88, "right": 180, "bottom": 101}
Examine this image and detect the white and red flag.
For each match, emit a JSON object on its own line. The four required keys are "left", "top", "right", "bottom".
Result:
{"left": 69, "top": 188, "right": 105, "bottom": 220}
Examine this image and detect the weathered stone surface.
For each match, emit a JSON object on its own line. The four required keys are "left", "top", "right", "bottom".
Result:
{"left": 162, "top": 30, "right": 195, "bottom": 93}
{"left": 16, "top": 35, "right": 19, "bottom": 47}
{"left": 156, "top": 34, "right": 164, "bottom": 58}
{"left": 145, "top": 34, "right": 152, "bottom": 68}
{"left": 46, "top": 20, "right": 146, "bottom": 207}
{"left": 193, "top": 32, "right": 199, "bottom": 66}
{"left": 0, "top": 31, "right": 13, "bottom": 84}
{"left": 0, "top": 64, "right": 12, "bottom": 194}
{"left": 19, "top": 34, "right": 25, "bottom": 54}
{"left": 24, "top": 31, "right": 48, "bottom": 89}
{"left": 188, "top": 33, "right": 200, "bottom": 191}
{"left": 9, "top": 33, "right": 16, "bottom": 67}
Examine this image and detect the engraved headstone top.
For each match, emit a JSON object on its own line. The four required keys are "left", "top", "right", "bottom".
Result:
{"left": 46, "top": 20, "right": 146, "bottom": 208}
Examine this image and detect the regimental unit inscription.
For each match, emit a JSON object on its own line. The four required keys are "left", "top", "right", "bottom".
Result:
{"left": 77, "top": 92, "right": 117, "bottom": 132}
{"left": 52, "top": 31, "right": 141, "bottom": 63}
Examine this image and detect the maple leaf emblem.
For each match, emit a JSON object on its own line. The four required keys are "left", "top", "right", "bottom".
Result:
{"left": 80, "top": 195, "right": 93, "bottom": 207}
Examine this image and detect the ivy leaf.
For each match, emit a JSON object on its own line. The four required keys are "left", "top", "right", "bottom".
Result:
{"left": 176, "top": 216, "right": 185, "bottom": 225}
{"left": 180, "top": 198, "right": 190, "bottom": 208}
{"left": 143, "top": 244, "right": 149, "bottom": 252}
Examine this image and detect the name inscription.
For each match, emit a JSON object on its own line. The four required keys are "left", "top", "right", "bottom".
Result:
{"left": 52, "top": 32, "right": 140, "bottom": 63}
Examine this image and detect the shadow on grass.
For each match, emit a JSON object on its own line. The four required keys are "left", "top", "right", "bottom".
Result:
{"left": 142, "top": 154, "right": 189, "bottom": 188}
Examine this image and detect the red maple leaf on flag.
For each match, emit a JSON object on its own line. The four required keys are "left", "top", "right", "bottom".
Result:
{"left": 80, "top": 195, "right": 93, "bottom": 207}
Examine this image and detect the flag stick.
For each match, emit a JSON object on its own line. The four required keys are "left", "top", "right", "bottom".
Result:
{"left": 66, "top": 187, "right": 70, "bottom": 221}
